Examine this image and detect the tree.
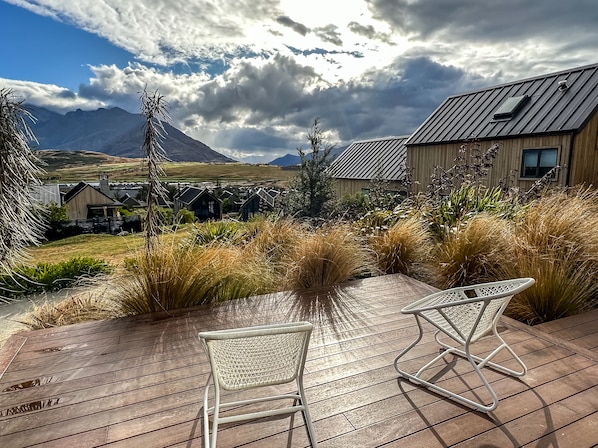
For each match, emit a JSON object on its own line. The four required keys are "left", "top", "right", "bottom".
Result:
{"left": 287, "top": 118, "right": 336, "bottom": 218}
{"left": 140, "top": 88, "right": 170, "bottom": 254}
{"left": 0, "top": 88, "right": 45, "bottom": 275}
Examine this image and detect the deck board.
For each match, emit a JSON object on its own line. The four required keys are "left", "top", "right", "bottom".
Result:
{"left": 1, "top": 274, "right": 598, "bottom": 447}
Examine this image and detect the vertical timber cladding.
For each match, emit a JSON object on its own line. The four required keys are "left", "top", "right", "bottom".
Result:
{"left": 570, "top": 111, "right": 598, "bottom": 186}
{"left": 407, "top": 134, "right": 572, "bottom": 194}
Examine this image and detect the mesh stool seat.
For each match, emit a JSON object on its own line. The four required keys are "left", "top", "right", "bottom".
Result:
{"left": 199, "top": 321, "right": 317, "bottom": 447}
{"left": 394, "top": 278, "right": 535, "bottom": 412}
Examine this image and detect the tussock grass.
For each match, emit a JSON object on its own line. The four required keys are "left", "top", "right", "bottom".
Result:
{"left": 516, "top": 189, "right": 598, "bottom": 261}
{"left": 502, "top": 189, "right": 598, "bottom": 323}
{"left": 245, "top": 218, "right": 307, "bottom": 268}
{"left": 504, "top": 251, "right": 598, "bottom": 324}
{"left": 369, "top": 217, "right": 431, "bottom": 276}
{"left": 22, "top": 292, "right": 122, "bottom": 330}
{"left": 284, "top": 224, "right": 373, "bottom": 289}
{"left": 433, "top": 214, "right": 513, "bottom": 289}
{"left": 117, "top": 244, "right": 274, "bottom": 315}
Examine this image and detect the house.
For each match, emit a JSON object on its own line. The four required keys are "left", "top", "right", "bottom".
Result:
{"left": 174, "top": 186, "right": 222, "bottom": 221}
{"left": 329, "top": 136, "right": 409, "bottom": 197}
{"left": 406, "top": 62, "right": 598, "bottom": 192}
{"left": 239, "top": 188, "right": 278, "bottom": 221}
{"left": 63, "top": 182, "right": 122, "bottom": 220}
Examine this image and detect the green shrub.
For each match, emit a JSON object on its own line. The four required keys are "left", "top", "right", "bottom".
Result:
{"left": 190, "top": 220, "right": 248, "bottom": 245}
{"left": 0, "top": 257, "right": 113, "bottom": 300}
{"left": 175, "top": 209, "right": 195, "bottom": 224}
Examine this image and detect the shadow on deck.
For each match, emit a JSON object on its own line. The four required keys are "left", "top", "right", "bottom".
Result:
{"left": 1, "top": 274, "right": 597, "bottom": 447}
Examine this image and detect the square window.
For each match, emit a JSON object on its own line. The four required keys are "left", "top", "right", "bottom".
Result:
{"left": 521, "top": 148, "right": 558, "bottom": 178}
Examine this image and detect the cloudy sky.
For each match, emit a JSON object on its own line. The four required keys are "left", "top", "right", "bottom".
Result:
{"left": 1, "top": 0, "right": 597, "bottom": 163}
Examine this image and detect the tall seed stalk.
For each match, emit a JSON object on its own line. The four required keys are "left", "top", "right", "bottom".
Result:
{"left": 140, "top": 88, "right": 170, "bottom": 255}
{"left": 0, "top": 88, "right": 45, "bottom": 277}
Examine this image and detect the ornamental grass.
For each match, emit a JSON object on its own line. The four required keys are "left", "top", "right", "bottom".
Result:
{"left": 117, "top": 243, "right": 274, "bottom": 315}
{"left": 284, "top": 224, "right": 374, "bottom": 289}
{"left": 369, "top": 217, "right": 432, "bottom": 277}
{"left": 433, "top": 213, "right": 513, "bottom": 289}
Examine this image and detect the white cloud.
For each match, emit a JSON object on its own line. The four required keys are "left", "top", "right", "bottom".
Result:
{"left": 4, "top": 0, "right": 598, "bottom": 162}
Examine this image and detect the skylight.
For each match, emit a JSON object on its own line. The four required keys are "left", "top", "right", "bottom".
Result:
{"left": 493, "top": 94, "right": 529, "bottom": 120}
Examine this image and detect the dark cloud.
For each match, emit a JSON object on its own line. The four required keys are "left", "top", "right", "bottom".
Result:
{"left": 367, "top": 0, "right": 598, "bottom": 43}
{"left": 199, "top": 56, "right": 494, "bottom": 154}
{"left": 196, "top": 54, "right": 321, "bottom": 123}
{"left": 347, "top": 21, "right": 394, "bottom": 44}
{"left": 314, "top": 25, "right": 343, "bottom": 46}
{"left": 275, "top": 16, "right": 309, "bottom": 36}
{"left": 229, "top": 127, "right": 297, "bottom": 152}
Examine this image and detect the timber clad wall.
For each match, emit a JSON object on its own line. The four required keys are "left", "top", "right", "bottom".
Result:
{"left": 334, "top": 179, "right": 407, "bottom": 198}
{"left": 570, "top": 111, "right": 598, "bottom": 186}
{"left": 407, "top": 135, "right": 573, "bottom": 193}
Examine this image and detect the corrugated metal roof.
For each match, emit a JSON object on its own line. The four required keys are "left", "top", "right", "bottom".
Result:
{"left": 329, "top": 136, "right": 409, "bottom": 181}
{"left": 406, "top": 62, "right": 598, "bottom": 146}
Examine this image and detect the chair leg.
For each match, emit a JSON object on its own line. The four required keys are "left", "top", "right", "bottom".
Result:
{"left": 202, "top": 376, "right": 221, "bottom": 448}
{"left": 394, "top": 321, "right": 504, "bottom": 412}
{"left": 435, "top": 328, "right": 527, "bottom": 377}
{"left": 297, "top": 380, "right": 318, "bottom": 447}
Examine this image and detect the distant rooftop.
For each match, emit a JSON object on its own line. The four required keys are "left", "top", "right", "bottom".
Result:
{"left": 329, "top": 136, "right": 409, "bottom": 181}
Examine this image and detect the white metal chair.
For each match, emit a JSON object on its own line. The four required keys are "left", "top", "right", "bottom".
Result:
{"left": 199, "top": 321, "right": 318, "bottom": 447}
{"left": 394, "top": 278, "right": 535, "bottom": 412}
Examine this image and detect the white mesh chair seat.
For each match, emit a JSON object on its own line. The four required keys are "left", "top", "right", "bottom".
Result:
{"left": 394, "top": 278, "right": 535, "bottom": 412}
{"left": 199, "top": 321, "right": 318, "bottom": 447}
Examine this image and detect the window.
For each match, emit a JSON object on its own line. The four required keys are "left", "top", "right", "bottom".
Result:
{"left": 521, "top": 148, "right": 558, "bottom": 178}
{"left": 493, "top": 95, "right": 529, "bottom": 120}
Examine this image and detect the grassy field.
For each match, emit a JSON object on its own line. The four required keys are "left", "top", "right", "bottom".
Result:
{"left": 28, "top": 226, "right": 195, "bottom": 268}
{"left": 37, "top": 150, "right": 297, "bottom": 184}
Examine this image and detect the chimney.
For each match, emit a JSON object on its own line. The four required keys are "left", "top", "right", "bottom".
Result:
{"left": 99, "top": 175, "right": 110, "bottom": 196}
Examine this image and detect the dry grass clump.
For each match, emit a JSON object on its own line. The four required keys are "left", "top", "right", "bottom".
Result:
{"left": 369, "top": 217, "right": 431, "bottom": 276}
{"left": 433, "top": 214, "right": 513, "bottom": 289}
{"left": 502, "top": 189, "right": 598, "bottom": 323}
{"left": 117, "top": 244, "right": 274, "bottom": 315}
{"left": 22, "top": 293, "right": 122, "bottom": 330}
{"left": 284, "top": 224, "right": 373, "bottom": 289}
{"left": 245, "top": 218, "right": 307, "bottom": 267}
{"left": 516, "top": 189, "right": 598, "bottom": 261}
{"left": 504, "top": 251, "right": 598, "bottom": 324}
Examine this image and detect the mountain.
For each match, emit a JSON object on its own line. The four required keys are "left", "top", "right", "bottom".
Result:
{"left": 269, "top": 145, "right": 348, "bottom": 166}
{"left": 26, "top": 106, "right": 235, "bottom": 163}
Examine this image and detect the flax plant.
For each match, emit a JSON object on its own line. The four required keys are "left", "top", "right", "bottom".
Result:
{"left": 369, "top": 217, "right": 431, "bottom": 276}
{"left": 284, "top": 224, "right": 373, "bottom": 289}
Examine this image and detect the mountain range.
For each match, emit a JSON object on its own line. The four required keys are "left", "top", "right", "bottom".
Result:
{"left": 26, "top": 106, "right": 234, "bottom": 163}
{"left": 269, "top": 145, "right": 347, "bottom": 166}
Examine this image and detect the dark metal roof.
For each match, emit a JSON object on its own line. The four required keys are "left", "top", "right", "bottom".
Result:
{"left": 406, "top": 62, "right": 598, "bottom": 146}
{"left": 176, "top": 186, "right": 202, "bottom": 205}
{"left": 329, "top": 136, "right": 409, "bottom": 181}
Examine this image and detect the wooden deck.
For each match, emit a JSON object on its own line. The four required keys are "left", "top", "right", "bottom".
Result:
{"left": 1, "top": 274, "right": 598, "bottom": 447}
